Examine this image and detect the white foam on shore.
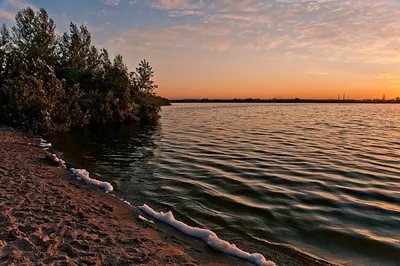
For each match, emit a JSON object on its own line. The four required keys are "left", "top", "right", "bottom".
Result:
{"left": 139, "top": 215, "right": 154, "bottom": 224}
{"left": 70, "top": 168, "right": 113, "bottom": 192}
{"left": 121, "top": 199, "right": 132, "bottom": 206}
{"left": 138, "top": 204, "right": 276, "bottom": 266}
{"left": 39, "top": 138, "right": 51, "bottom": 148}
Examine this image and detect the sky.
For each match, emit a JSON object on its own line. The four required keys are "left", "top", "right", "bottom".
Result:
{"left": 1, "top": 0, "right": 400, "bottom": 99}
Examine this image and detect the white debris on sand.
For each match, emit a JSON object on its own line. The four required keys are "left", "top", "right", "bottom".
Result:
{"left": 139, "top": 215, "right": 154, "bottom": 224}
{"left": 70, "top": 168, "right": 113, "bottom": 192}
{"left": 39, "top": 138, "right": 51, "bottom": 148}
{"left": 122, "top": 199, "right": 132, "bottom": 206}
{"left": 138, "top": 204, "right": 276, "bottom": 266}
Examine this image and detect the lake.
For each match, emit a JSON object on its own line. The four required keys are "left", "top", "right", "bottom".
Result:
{"left": 50, "top": 103, "right": 400, "bottom": 265}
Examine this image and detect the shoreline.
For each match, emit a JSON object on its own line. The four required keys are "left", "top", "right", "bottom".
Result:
{"left": 0, "top": 126, "right": 246, "bottom": 265}
{"left": 0, "top": 126, "right": 332, "bottom": 265}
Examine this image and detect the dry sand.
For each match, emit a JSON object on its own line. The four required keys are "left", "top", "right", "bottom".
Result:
{"left": 0, "top": 126, "right": 330, "bottom": 266}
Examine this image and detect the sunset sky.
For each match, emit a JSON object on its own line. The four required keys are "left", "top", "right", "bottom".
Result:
{"left": 1, "top": 0, "right": 400, "bottom": 99}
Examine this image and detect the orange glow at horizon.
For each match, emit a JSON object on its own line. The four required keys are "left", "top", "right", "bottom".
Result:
{"left": 148, "top": 54, "right": 400, "bottom": 100}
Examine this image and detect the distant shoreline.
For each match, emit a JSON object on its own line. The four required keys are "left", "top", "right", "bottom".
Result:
{"left": 170, "top": 99, "right": 400, "bottom": 104}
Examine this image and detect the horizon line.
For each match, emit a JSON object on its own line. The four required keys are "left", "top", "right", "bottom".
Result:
{"left": 167, "top": 97, "right": 400, "bottom": 101}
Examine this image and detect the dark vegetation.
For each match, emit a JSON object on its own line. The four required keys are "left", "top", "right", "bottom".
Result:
{"left": 0, "top": 7, "right": 169, "bottom": 133}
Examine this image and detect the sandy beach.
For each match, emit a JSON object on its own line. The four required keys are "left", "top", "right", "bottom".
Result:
{"left": 0, "top": 126, "right": 255, "bottom": 265}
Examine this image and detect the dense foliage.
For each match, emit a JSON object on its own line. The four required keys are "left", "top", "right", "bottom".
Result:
{"left": 0, "top": 7, "right": 168, "bottom": 133}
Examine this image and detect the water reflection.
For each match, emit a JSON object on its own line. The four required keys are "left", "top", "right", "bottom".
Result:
{"left": 49, "top": 123, "right": 160, "bottom": 200}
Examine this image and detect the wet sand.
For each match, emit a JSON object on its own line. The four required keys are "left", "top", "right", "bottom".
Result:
{"left": 0, "top": 126, "right": 325, "bottom": 266}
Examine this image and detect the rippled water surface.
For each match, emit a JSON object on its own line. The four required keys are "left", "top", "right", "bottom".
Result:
{"left": 51, "top": 103, "right": 400, "bottom": 265}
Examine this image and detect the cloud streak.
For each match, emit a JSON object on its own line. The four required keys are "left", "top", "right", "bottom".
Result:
{"left": 372, "top": 73, "right": 400, "bottom": 88}
{"left": 0, "top": 9, "right": 14, "bottom": 20}
{"left": 151, "top": 0, "right": 204, "bottom": 10}
{"left": 306, "top": 70, "right": 329, "bottom": 75}
{"left": 104, "top": 0, "right": 120, "bottom": 6}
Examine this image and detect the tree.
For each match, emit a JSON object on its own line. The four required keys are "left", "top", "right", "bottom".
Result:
{"left": 56, "top": 23, "right": 100, "bottom": 91}
{"left": 0, "top": 24, "right": 10, "bottom": 84}
{"left": 0, "top": 24, "right": 11, "bottom": 120}
{"left": 2, "top": 60, "right": 66, "bottom": 132}
{"left": 12, "top": 7, "right": 57, "bottom": 74}
{"left": 109, "top": 54, "right": 131, "bottom": 110}
{"left": 133, "top": 59, "right": 158, "bottom": 94}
